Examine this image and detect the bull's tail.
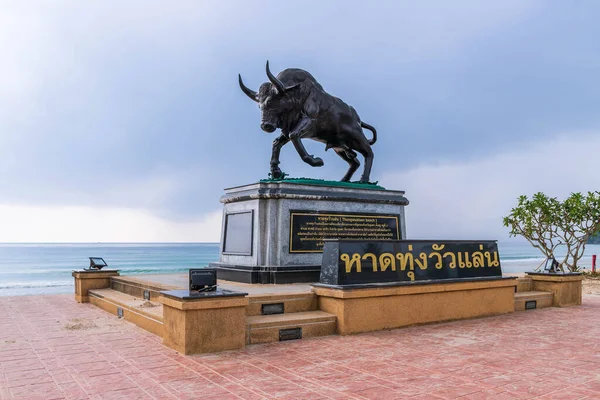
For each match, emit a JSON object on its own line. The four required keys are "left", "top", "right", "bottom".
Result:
{"left": 361, "top": 121, "right": 377, "bottom": 145}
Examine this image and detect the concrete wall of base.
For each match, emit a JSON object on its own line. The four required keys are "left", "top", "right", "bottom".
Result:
{"left": 314, "top": 279, "right": 517, "bottom": 335}
{"left": 527, "top": 273, "right": 583, "bottom": 307}
{"left": 160, "top": 295, "right": 249, "bottom": 355}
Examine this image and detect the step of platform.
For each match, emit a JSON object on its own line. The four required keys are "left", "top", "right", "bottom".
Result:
{"left": 246, "top": 292, "right": 318, "bottom": 316}
{"left": 246, "top": 311, "right": 336, "bottom": 345}
{"left": 514, "top": 291, "right": 553, "bottom": 311}
{"left": 516, "top": 277, "right": 533, "bottom": 292}
{"left": 109, "top": 275, "right": 317, "bottom": 317}
{"left": 88, "top": 288, "right": 164, "bottom": 336}
{"left": 111, "top": 276, "right": 179, "bottom": 302}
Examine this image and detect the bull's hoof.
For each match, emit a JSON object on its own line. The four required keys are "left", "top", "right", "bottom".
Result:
{"left": 302, "top": 155, "right": 324, "bottom": 167}
{"left": 269, "top": 168, "right": 285, "bottom": 180}
{"left": 311, "top": 157, "right": 324, "bottom": 167}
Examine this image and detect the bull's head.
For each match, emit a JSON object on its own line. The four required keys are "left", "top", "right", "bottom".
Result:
{"left": 239, "top": 61, "right": 300, "bottom": 133}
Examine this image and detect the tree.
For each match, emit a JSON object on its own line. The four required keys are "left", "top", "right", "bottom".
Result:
{"left": 503, "top": 191, "right": 600, "bottom": 272}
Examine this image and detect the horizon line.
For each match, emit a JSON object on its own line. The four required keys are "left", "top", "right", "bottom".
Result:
{"left": 0, "top": 242, "right": 221, "bottom": 244}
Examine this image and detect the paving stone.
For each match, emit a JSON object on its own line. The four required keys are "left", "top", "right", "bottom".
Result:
{"left": 2, "top": 294, "right": 600, "bottom": 399}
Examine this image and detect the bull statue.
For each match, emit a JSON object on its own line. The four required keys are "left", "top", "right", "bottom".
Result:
{"left": 238, "top": 61, "right": 377, "bottom": 183}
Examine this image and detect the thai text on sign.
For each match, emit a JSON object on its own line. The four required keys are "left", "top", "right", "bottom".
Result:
{"left": 319, "top": 240, "right": 502, "bottom": 286}
{"left": 289, "top": 211, "right": 400, "bottom": 253}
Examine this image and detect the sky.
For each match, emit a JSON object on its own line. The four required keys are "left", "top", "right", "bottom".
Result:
{"left": 1, "top": 1, "right": 599, "bottom": 242}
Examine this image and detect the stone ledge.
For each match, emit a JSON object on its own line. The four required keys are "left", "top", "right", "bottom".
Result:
{"left": 526, "top": 272, "right": 584, "bottom": 282}
{"left": 159, "top": 294, "right": 249, "bottom": 311}
{"left": 72, "top": 269, "right": 120, "bottom": 303}
{"left": 312, "top": 277, "right": 517, "bottom": 299}
{"left": 220, "top": 181, "right": 409, "bottom": 205}
{"left": 72, "top": 269, "right": 120, "bottom": 279}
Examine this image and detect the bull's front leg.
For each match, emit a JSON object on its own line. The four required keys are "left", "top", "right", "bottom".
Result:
{"left": 289, "top": 118, "right": 323, "bottom": 167}
{"left": 270, "top": 133, "right": 289, "bottom": 179}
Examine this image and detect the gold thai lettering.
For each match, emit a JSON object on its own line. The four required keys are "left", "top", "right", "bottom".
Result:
{"left": 429, "top": 244, "right": 445, "bottom": 269}
{"left": 457, "top": 252, "right": 465, "bottom": 268}
{"left": 396, "top": 252, "right": 414, "bottom": 271}
{"left": 443, "top": 251, "right": 457, "bottom": 268}
{"left": 407, "top": 271, "right": 415, "bottom": 281}
{"left": 472, "top": 245, "right": 485, "bottom": 268}
{"left": 457, "top": 252, "right": 473, "bottom": 268}
{"left": 379, "top": 253, "right": 396, "bottom": 272}
{"left": 341, "top": 243, "right": 500, "bottom": 277}
{"left": 405, "top": 244, "right": 428, "bottom": 270}
{"left": 341, "top": 253, "right": 362, "bottom": 273}
{"left": 484, "top": 249, "right": 500, "bottom": 267}
{"left": 414, "top": 252, "right": 428, "bottom": 270}
{"left": 362, "top": 253, "right": 378, "bottom": 272}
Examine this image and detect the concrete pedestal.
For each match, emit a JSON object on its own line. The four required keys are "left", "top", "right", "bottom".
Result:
{"left": 210, "top": 181, "right": 409, "bottom": 284}
{"left": 313, "top": 277, "right": 517, "bottom": 335}
{"left": 159, "top": 290, "right": 249, "bottom": 354}
{"left": 72, "top": 269, "right": 120, "bottom": 303}
{"left": 526, "top": 272, "right": 583, "bottom": 307}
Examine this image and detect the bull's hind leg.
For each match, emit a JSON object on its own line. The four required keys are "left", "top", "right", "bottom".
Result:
{"left": 357, "top": 145, "right": 374, "bottom": 183}
{"left": 335, "top": 148, "right": 360, "bottom": 182}
{"left": 342, "top": 124, "right": 375, "bottom": 183}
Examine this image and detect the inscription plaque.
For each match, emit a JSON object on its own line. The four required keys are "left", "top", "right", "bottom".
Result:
{"left": 320, "top": 240, "right": 502, "bottom": 286}
{"left": 223, "top": 211, "right": 253, "bottom": 255}
{"left": 289, "top": 211, "right": 400, "bottom": 253}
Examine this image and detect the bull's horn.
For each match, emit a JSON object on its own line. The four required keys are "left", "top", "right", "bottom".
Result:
{"left": 238, "top": 74, "right": 258, "bottom": 102}
{"left": 266, "top": 61, "right": 287, "bottom": 94}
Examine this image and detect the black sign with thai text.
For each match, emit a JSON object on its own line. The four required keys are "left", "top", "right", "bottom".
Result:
{"left": 289, "top": 211, "right": 400, "bottom": 253}
{"left": 319, "top": 240, "right": 502, "bottom": 286}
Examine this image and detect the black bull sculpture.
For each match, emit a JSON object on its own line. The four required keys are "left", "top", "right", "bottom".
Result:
{"left": 239, "top": 62, "right": 377, "bottom": 183}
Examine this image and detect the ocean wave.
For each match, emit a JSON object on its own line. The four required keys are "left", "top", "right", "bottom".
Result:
{"left": 0, "top": 266, "right": 198, "bottom": 275}
{"left": 0, "top": 281, "right": 73, "bottom": 289}
{"left": 0, "top": 269, "right": 80, "bottom": 275}
{"left": 0, "top": 242, "right": 219, "bottom": 248}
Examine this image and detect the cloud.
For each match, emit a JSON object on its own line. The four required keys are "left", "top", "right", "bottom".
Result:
{"left": 380, "top": 132, "right": 600, "bottom": 240}
{"left": 2, "top": 1, "right": 600, "bottom": 242}
{"left": 0, "top": 2, "right": 540, "bottom": 198}
{"left": 0, "top": 205, "right": 221, "bottom": 243}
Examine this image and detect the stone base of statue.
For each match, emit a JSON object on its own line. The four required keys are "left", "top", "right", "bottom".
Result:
{"left": 209, "top": 179, "right": 409, "bottom": 284}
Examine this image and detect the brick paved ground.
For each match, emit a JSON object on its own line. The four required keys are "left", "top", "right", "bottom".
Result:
{"left": 2, "top": 295, "right": 600, "bottom": 400}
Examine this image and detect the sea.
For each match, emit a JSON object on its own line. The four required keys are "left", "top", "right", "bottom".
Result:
{"left": 1, "top": 241, "right": 599, "bottom": 297}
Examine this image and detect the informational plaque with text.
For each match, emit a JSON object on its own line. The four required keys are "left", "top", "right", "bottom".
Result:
{"left": 289, "top": 210, "right": 400, "bottom": 253}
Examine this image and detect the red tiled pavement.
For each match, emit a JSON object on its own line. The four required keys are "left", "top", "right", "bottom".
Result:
{"left": 2, "top": 295, "right": 600, "bottom": 399}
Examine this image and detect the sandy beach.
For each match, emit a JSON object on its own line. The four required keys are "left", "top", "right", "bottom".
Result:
{"left": 583, "top": 277, "right": 600, "bottom": 296}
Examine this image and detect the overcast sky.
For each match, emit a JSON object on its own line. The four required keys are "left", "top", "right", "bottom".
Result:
{"left": 1, "top": 1, "right": 599, "bottom": 242}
